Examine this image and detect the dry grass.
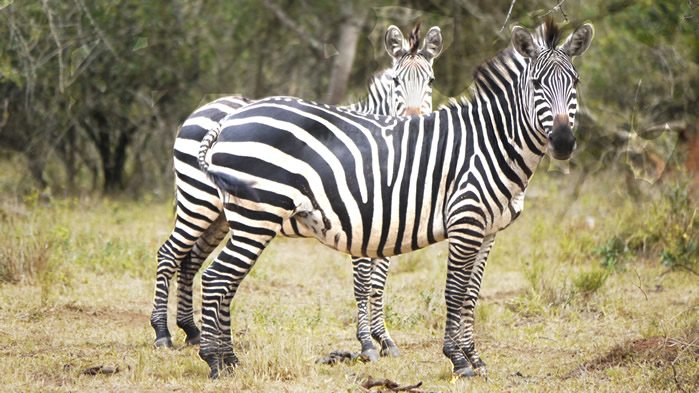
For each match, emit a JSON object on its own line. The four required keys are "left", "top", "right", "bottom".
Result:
{"left": 0, "top": 170, "right": 697, "bottom": 392}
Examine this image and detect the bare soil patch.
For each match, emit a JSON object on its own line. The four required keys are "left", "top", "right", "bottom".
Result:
{"left": 61, "top": 303, "right": 148, "bottom": 329}
{"left": 567, "top": 335, "right": 698, "bottom": 378}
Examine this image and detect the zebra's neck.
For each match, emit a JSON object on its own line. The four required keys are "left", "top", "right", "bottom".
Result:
{"left": 444, "top": 47, "right": 547, "bottom": 201}
{"left": 349, "top": 70, "right": 393, "bottom": 115}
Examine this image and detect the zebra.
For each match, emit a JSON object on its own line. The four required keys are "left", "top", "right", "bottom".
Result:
{"left": 196, "top": 18, "right": 593, "bottom": 379}
{"left": 150, "top": 23, "right": 444, "bottom": 362}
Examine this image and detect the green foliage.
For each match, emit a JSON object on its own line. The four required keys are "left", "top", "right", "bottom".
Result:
{"left": 597, "top": 172, "right": 698, "bottom": 273}
{"left": 598, "top": 236, "right": 632, "bottom": 271}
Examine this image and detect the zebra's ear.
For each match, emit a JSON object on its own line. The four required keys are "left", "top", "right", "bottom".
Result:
{"left": 385, "top": 25, "right": 406, "bottom": 59}
{"left": 419, "top": 26, "right": 443, "bottom": 62}
{"left": 560, "top": 23, "right": 594, "bottom": 57}
{"left": 511, "top": 26, "right": 539, "bottom": 59}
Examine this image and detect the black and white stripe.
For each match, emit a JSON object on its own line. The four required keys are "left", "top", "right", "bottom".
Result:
{"left": 197, "top": 19, "right": 593, "bottom": 378}
{"left": 150, "top": 24, "right": 443, "bottom": 360}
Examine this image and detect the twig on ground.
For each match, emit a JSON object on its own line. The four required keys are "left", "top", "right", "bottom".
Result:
{"left": 666, "top": 264, "right": 699, "bottom": 276}
{"left": 360, "top": 375, "right": 433, "bottom": 392}
{"left": 670, "top": 361, "right": 687, "bottom": 393}
{"left": 499, "top": 0, "right": 517, "bottom": 34}
{"left": 536, "top": 335, "right": 558, "bottom": 342}
{"left": 362, "top": 376, "right": 400, "bottom": 390}
{"left": 633, "top": 269, "right": 649, "bottom": 301}
{"left": 667, "top": 338, "right": 699, "bottom": 349}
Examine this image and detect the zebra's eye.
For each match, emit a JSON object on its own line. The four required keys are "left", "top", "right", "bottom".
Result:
{"left": 532, "top": 79, "right": 542, "bottom": 89}
{"left": 393, "top": 77, "right": 400, "bottom": 86}
{"left": 428, "top": 77, "right": 434, "bottom": 87}
{"left": 574, "top": 77, "right": 580, "bottom": 87}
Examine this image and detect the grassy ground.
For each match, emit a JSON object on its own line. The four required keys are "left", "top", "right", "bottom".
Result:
{"left": 0, "top": 168, "right": 697, "bottom": 392}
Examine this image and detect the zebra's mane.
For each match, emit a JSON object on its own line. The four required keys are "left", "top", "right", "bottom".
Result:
{"left": 346, "top": 69, "right": 392, "bottom": 110}
{"left": 444, "top": 17, "right": 562, "bottom": 111}
{"left": 535, "top": 16, "right": 562, "bottom": 49}
{"left": 408, "top": 22, "right": 421, "bottom": 55}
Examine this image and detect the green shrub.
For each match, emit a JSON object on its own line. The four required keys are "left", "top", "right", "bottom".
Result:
{"left": 572, "top": 269, "right": 608, "bottom": 298}
{"left": 598, "top": 172, "right": 698, "bottom": 273}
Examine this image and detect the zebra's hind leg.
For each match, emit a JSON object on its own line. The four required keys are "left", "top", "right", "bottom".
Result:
{"left": 175, "top": 215, "right": 229, "bottom": 346}
{"left": 369, "top": 257, "right": 400, "bottom": 357}
{"left": 457, "top": 234, "right": 495, "bottom": 378}
{"left": 199, "top": 208, "right": 281, "bottom": 378}
{"left": 151, "top": 237, "right": 189, "bottom": 348}
{"left": 351, "top": 257, "right": 379, "bottom": 361}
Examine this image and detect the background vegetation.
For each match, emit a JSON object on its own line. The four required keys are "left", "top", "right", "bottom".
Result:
{"left": 0, "top": 0, "right": 697, "bottom": 392}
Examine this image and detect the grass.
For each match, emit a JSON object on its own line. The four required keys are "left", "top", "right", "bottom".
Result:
{"left": 0, "top": 168, "right": 697, "bottom": 392}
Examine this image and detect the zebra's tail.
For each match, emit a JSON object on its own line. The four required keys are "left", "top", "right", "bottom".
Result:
{"left": 198, "top": 123, "right": 223, "bottom": 173}
{"left": 198, "top": 124, "right": 259, "bottom": 204}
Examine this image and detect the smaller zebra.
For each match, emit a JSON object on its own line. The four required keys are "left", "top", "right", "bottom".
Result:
{"left": 151, "top": 23, "right": 443, "bottom": 362}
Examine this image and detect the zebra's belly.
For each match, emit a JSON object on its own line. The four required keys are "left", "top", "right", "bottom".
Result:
{"left": 289, "top": 209, "right": 444, "bottom": 258}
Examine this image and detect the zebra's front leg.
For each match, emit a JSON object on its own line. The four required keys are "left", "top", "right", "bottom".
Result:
{"left": 199, "top": 216, "right": 279, "bottom": 378}
{"left": 351, "top": 257, "right": 379, "bottom": 361}
{"left": 442, "top": 232, "right": 484, "bottom": 377}
{"left": 369, "top": 257, "right": 400, "bottom": 357}
{"left": 457, "top": 234, "right": 495, "bottom": 377}
{"left": 175, "top": 216, "right": 229, "bottom": 346}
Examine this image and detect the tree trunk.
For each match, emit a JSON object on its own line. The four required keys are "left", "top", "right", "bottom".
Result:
{"left": 325, "top": 7, "right": 367, "bottom": 105}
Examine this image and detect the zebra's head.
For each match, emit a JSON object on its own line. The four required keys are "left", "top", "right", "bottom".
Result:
{"left": 512, "top": 19, "right": 594, "bottom": 160}
{"left": 385, "top": 23, "right": 443, "bottom": 116}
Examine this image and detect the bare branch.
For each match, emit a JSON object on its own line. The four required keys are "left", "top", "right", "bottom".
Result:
{"left": 40, "top": 0, "right": 65, "bottom": 93}
{"left": 74, "top": 0, "right": 117, "bottom": 56}
{"left": 499, "top": 0, "right": 516, "bottom": 34}
{"left": 559, "top": 2, "right": 569, "bottom": 21}
{"left": 538, "top": 0, "right": 568, "bottom": 19}
{"left": 259, "top": 0, "right": 323, "bottom": 53}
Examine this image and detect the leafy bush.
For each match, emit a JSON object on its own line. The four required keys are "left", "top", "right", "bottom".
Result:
{"left": 598, "top": 172, "right": 698, "bottom": 273}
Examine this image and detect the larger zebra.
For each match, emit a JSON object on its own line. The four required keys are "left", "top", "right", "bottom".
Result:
{"left": 151, "top": 23, "right": 444, "bottom": 360}
{"left": 197, "top": 18, "right": 594, "bottom": 378}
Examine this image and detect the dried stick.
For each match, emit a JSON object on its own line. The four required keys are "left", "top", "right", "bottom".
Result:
{"left": 499, "top": 0, "right": 517, "bottom": 34}
{"left": 260, "top": 0, "right": 324, "bottom": 53}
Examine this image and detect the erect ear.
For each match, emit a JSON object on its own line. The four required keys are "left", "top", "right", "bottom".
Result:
{"left": 419, "top": 26, "right": 443, "bottom": 63}
{"left": 385, "top": 25, "right": 406, "bottom": 60}
{"left": 511, "top": 26, "right": 539, "bottom": 59}
{"left": 560, "top": 23, "right": 594, "bottom": 57}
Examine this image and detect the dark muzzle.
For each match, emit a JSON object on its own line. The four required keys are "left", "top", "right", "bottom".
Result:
{"left": 548, "top": 114, "right": 576, "bottom": 160}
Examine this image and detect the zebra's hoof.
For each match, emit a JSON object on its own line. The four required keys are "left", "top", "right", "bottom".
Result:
{"left": 475, "top": 366, "right": 489, "bottom": 379}
{"left": 380, "top": 345, "right": 401, "bottom": 357}
{"left": 153, "top": 336, "right": 173, "bottom": 348}
{"left": 362, "top": 348, "right": 380, "bottom": 362}
{"left": 453, "top": 366, "right": 477, "bottom": 377}
{"left": 185, "top": 333, "right": 201, "bottom": 346}
{"left": 208, "top": 365, "right": 233, "bottom": 379}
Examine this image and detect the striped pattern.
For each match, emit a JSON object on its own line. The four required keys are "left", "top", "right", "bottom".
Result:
{"left": 150, "top": 24, "right": 443, "bottom": 359}
{"left": 197, "top": 18, "right": 593, "bottom": 378}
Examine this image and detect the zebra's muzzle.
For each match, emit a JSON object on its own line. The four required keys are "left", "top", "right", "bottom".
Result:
{"left": 547, "top": 114, "right": 576, "bottom": 160}
{"left": 405, "top": 107, "right": 421, "bottom": 116}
